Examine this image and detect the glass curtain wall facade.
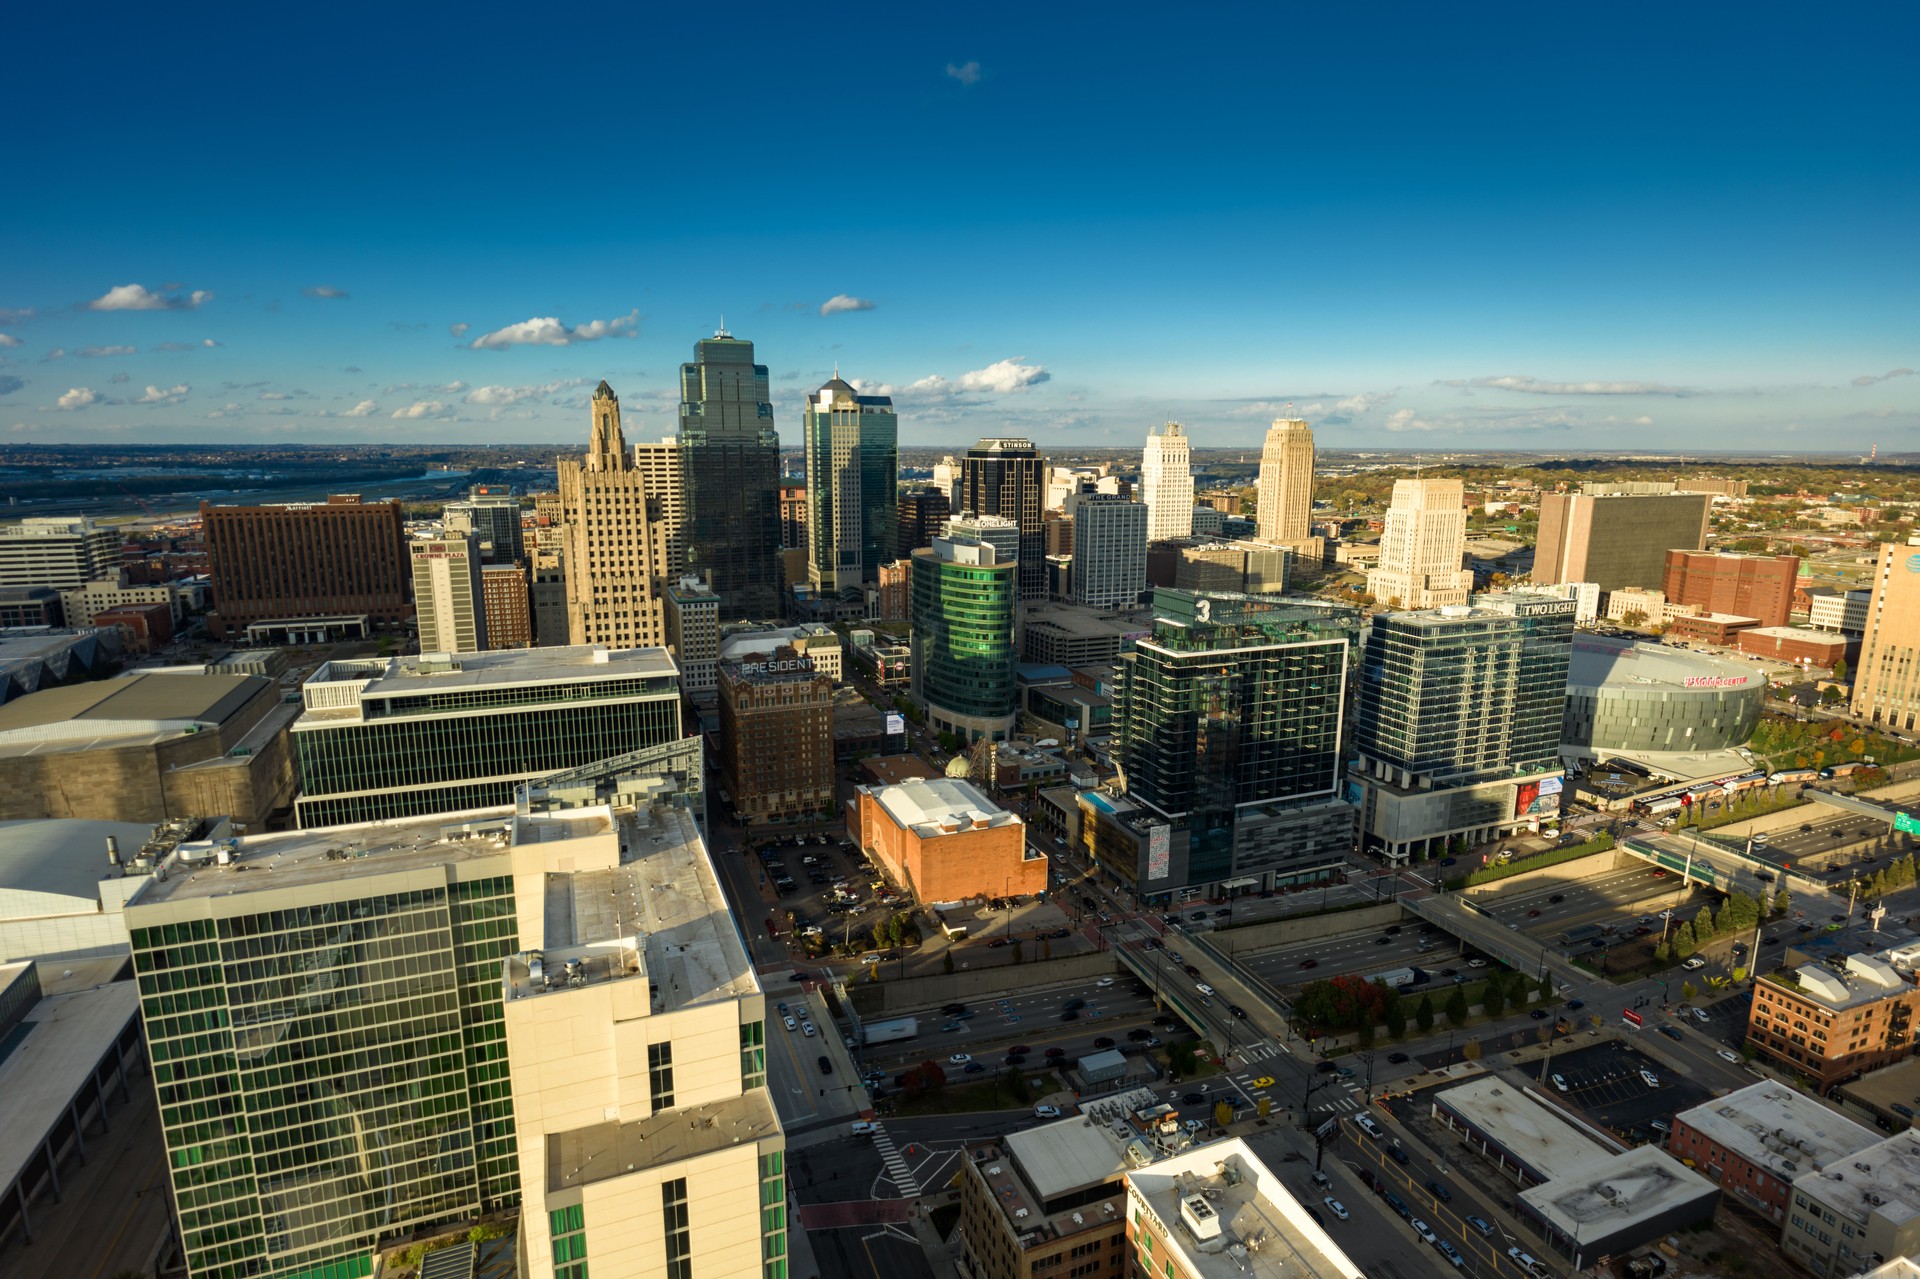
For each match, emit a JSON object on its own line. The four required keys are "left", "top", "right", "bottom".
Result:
{"left": 803, "top": 378, "right": 898, "bottom": 601}
{"left": 909, "top": 543, "right": 1018, "bottom": 740}
{"left": 958, "top": 439, "right": 1047, "bottom": 601}
{"left": 132, "top": 872, "right": 520, "bottom": 1279}
{"left": 678, "top": 332, "right": 783, "bottom": 622}
{"left": 294, "top": 678, "right": 681, "bottom": 827}
{"left": 1115, "top": 592, "right": 1358, "bottom": 885}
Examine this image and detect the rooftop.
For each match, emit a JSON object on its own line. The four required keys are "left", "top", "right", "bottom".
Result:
{"left": 1674, "top": 1082, "right": 1878, "bottom": 1178}
{"left": 1125, "top": 1138, "right": 1364, "bottom": 1279}
{"left": 866, "top": 777, "right": 1020, "bottom": 839}
{"left": 1743, "top": 625, "right": 1846, "bottom": 641}
{"left": 1434, "top": 1076, "right": 1612, "bottom": 1182}
{"left": 1792, "top": 1129, "right": 1920, "bottom": 1225}
{"left": 1006, "top": 1116, "right": 1126, "bottom": 1199}
{"left": 0, "top": 670, "right": 266, "bottom": 741}
{"left": 1767, "top": 952, "right": 1916, "bottom": 1011}
{"left": 0, "top": 818, "right": 164, "bottom": 908}
{"left": 299, "top": 645, "right": 679, "bottom": 718}
{"left": 546, "top": 1087, "right": 780, "bottom": 1193}
{"left": 1566, "top": 636, "right": 1768, "bottom": 693}
{"left": 0, "top": 972, "right": 141, "bottom": 1194}
{"left": 1519, "top": 1144, "right": 1719, "bottom": 1235}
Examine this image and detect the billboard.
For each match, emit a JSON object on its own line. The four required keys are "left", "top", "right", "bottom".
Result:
{"left": 1514, "top": 780, "right": 1541, "bottom": 818}
{"left": 1538, "top": 776, "right": 1564, "bottom": 798}
{"left": 1147, "top": 823, "right": 1171, "bottom": 881}
{"left": 884, "top": 712, "right": 906, "bottom": 736}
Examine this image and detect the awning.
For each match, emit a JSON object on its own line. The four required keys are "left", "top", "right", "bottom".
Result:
{"left": 1220, "top": 877, "right": 1260, "bottom": 890}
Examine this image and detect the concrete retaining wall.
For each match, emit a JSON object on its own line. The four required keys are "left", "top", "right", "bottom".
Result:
{"left": 1207, "top": 902, "right": 1406, "bottom": 955}
{"left": 1461, "top": 849, "right": 1641, "bottom": 898}
{"left": 847, "top": 950, "right": 1118, "bottom": 1015}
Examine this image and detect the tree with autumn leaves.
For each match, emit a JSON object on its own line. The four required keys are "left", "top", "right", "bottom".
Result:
{"left": 1292, "top": 973, "right": 1394, "bottom": 1037}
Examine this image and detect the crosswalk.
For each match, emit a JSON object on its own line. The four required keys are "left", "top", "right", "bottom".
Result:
{"left": 869, "top": 1122, "right": 921, "bottom": 1197}
{"left": 1314, "top": 1092, "right": 1366, "bottom": 1115}
{"left": 1241, "top": 1039, "right": 1286, "bottom": 1061}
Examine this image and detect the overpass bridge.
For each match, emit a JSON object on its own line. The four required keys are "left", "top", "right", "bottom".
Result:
{"left": 1398, "top": 893, "right": 1592, "bottom": 990}
{"left": 1619, "top": 831, "right": 1831, "bottom": 900}
{"left": 1802, "top": 787, "right": 1916, "bottom": 828}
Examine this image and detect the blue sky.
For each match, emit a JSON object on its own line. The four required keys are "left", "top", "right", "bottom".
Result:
{"left": 2, "top": 3, "right": 1914, "bottom": 451}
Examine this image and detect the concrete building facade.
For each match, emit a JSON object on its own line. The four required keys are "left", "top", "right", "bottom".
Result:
{"left": 1786, "top": 1129, "right": 1920, "bottom": 1277}
{"left": 0, "top": 517, "right": 122, "bottom": 592}
{"left": 958, "top": 439, "right": 1047, "bottom": 601}
{"left": 201, "top": 495, "right": 409, "bottom": 638}
{"left": 1366, "top": 478, "right": 1471, "bottom": 610}
{"left": 1853, "top": 537, "right": 1920, "bottom": 734}
{"left": 1254, "top": 417, "right": 1319, "bottom": 560}
{"left": 1067, "top": 493, "right": 1148, "bottom": 610}
{"left": 560, "top": 381, "right": 673, "bottom": 649}
{"left": 412, "top": 533, "right": 487, "bottom": 654}
{"left": 1139, "top": 421, "right": 1193, "bottom": 544}
{"left": 1534, "top": 491, "right": 1712, "bottom": 591}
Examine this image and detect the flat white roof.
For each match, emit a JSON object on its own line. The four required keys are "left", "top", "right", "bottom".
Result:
{"left": 1793, "top": 1128, "right": 1920, "bottom": 1225}
{"left": 1519, "top": 1144, "right": 1719, "bottom": 1235}
{"left": 1125, "top": 1138, "right": 1364, "bottom": 1279}
{"left": 1567, "top": 636, "right": 1768, "bottom": 693}
{"left": 0, "top": 976, "right": 140, "bottom": 1192}
{"left": 1675, "top": 1082, "right": 1878, "bottom": 1179}
{"left": 1434, "top": 1076, "right": 1607, "bottom": 1179}
{"left": 1004, "top": 1117, "right": 1125, "bottom": 1200}
{"left": 868, "top": 777, "right": 1021, "bottom": 838}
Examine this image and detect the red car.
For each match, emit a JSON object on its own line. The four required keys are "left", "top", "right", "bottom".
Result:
{"left": 1651, "top": 869, "right": 1668, "bottom": 878}
{"left": 1300, "top": 958, "right": 1319, "bottom": 969}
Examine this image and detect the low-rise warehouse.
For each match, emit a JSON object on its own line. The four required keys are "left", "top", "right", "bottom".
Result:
{"left": 1668, "top": 1081, "right": 1878, "bottom": 1221}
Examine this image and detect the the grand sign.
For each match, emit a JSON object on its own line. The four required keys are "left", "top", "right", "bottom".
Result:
{"left": 1683, "top": 675, "right": 1745, "bottom": 688}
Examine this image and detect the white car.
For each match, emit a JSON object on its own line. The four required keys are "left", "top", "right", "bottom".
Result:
{"left": 802, "top": 1021, "right": 817, "bottom": 1037}
{"left": 1640, "top": 1069, "right": 1660, "bottom": 1087}
{"left": 1409, "top": 1218, "right": 1438, "bottom": 1245}
{"left": 1323, "top": 1197, "right": 1349, "bottom": 1221}
{"left": 1683, "top": 956, "right": 1708, "bottom": 970}
{"left": 850, "top": 1120, "right": 877, "bottom": 1135}
{"left": 783, "top": 1016, "right": 798, "bottom": 1031}
{"left": 1353, "top": 1114, "right": 1384, "bottom": 1140}
{"left": 860, "top": 955, "right": 883, "bottom": 965}
{"left": 1184, "top": 1118, "right": 1205, "bottom": 1133}
{"left": 1196, "top": 982, "right": 1215, "bottom": 997}
{"left": 1096, "top": 977, "right": 1115, "bottom": 987}
{"left": 1551, "top": 1073, "right": 1568, "bottom": 1092}
{"left": 1034, "top": 1104, "right": 1062, "bottom": 1119}
{"left": 1467, "top": 959, "right": 1488, "bottom": 968}
{"left": 1692, "top": 1007, "right": 1710, "bottom": 1024}
{"left": 949, "top": 1053, "right": 973, "bottom": 1065}
{"left": 1717, "top": 1049, "right": 1742, "bottom": 1063}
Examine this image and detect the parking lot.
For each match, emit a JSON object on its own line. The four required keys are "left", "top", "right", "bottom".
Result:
{"left": 1527, "top": 1041, "right": 1712, "bottom": 1142}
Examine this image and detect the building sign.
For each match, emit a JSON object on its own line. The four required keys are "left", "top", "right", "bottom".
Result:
{"left": 1621, "top": 1008, "right": 1643, "bottom": 1027}
{"left": 737, "top": 657, "right": 815, "bottom": 678}
{"left": 1537, "top": 776, "right": 1564, "bottom": 798}
{"left": 1514, "top": 780, "right": 1541, "bottom": 818}
{"left": 1147, "top": 823, "right": 1171, "bottom": 880}
{"left": 1683, "top": 675, "right": 1745, "bottom": 688}
{"left": 884, "top": 712, "right": 906, "bottom": 736}
{"left": 1896, "top": 812, "right": 1919, "bottom": 836}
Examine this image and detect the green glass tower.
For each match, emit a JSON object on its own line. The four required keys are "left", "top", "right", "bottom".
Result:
{"left": 677, "top": 329, "right": 783, "bottom": 622}
{"left": 909, "top": 517, "right": 1018, "bottom": 742}
{"left": 804, "top": 376, "right": 898, "bottom": 602}
{"left": 1112, "top": 590, "right": 1360, "bottom": 893}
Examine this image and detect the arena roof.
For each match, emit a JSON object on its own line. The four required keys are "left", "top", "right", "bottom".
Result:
{"left": 1567, "top": 636, "right": 1767, "bottom": 694}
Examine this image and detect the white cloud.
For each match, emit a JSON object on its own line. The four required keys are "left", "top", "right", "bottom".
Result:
{"left": 136, "top": 383, "right": 190, "bottom": 405}
{"left": 391, "top": 400, "right": 454, "bottom": 420}
{"left": 464, "top": 378, "right": 589, "bottom": 406}
{"left": 1335, "top": 391, "right": 1394, "bottom": 415}
{"left": 440, "top": 381, "right": 469, "bottom": 394}
{"left": 820, "top": 294, "right": 875, "bottom": 316}
{"left": 302, "top": 285, "right": 349, "bottom": 300}
{"left": 342, "top": 400, "right": 378, "bottom": 417}
{"left": 259, "top": 391, "right": 291, "bottom": 401}
{"left": 88, "top": 283, "right": 213, "bottom": 311}
{"left": 1466, "top": 374, "right": 1697, "bottom": 396}
{"left": 203, "top": 338, "right": 219, "bottom": 347}
{"left": 1384, "top": 407, "right": 1426, "bottom": 432}
{"left": 958, "top": 357, "right": 1050, "bottom": 393}
{"left": 43, "top": 348, "right": 66, "bottom": 361}
{"left": 1853, "top": 368, "right": 1914, "bottom": 387}
{"left": 56, "top": 387, "right": 99, "bottom": 410}
{"left": 0, "top": 333, "right": 20, "bottom": 348}
{"left": 467, "top": 309, "right": 638, "bottom": 349}
{"left": 946, "top": 60, "right": 982, "bottom": 85}
{"left": 78, "top": 345, "right": 138, "bottom": 358}
{"left": 205, "top": 402, "right": 243, "bottom": 418}
{"left": 449, "top": 322, "right": 470, "bottom": 338}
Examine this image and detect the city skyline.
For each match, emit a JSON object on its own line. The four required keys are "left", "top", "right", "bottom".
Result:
{"left": 1, "top": 8, "right": 1913, "bottom": 451}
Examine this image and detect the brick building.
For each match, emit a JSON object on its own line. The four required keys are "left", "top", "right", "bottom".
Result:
{"left": 958, "top": 1118, "right": 1128, "bottom": 1279}
{"left": 201, "top": 494, "right": 410, "bottom": 639}
{"left": 717, "top": 646, "right": 834, "bottom": 825}
{"left": 94, "top": 601, "right": 174, "bottom": 654}
{"left": 1663, "top": 551, "right": 1800, "bottom": 628}
{"left": 1748, "top": 953, "right": 1920, "bottom": 1091}
{"left": 481, "top": 564, "right": 532, "bottom": 648}
{"left": 1664, "top": 611, "right": 1759, "bottom": 646}
{"left": 1736, "top": 625, "right": 1851, "bottom": 667}
{"left": 1667, "top": 1081, "right": 1877, "bottom": 1222}
{"left": 850, "top": 776, "right": 1044, "bottom": 902}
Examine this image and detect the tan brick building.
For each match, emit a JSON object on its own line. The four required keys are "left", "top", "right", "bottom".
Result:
{"left": 850, "top": 776, "right": 1044, "bottom": 903}
{"left": 717, "top": 647, "right": 834, "bottom": 825}
{"left": 559, "top": 382, "right": 673, "bottom": 649}
{"left": 1747, "top": 953, "right": 1920, "bottom": 1091}
{"left": 482, "top": 563, "right": 532, "bottom": 648}
{"left": 1854, "top": 537, "right": 1920, "bottom": 735}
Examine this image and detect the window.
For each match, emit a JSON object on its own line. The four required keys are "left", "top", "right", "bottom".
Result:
{"left": 664, "top": 1178, "right": 692, "bottom": 1279}
{"left": 550, "top": 1203, "right": 588, "bottom": 1279}
{"left": 741, "top": 1020, "right": 766, "bottom": 1091}
{"left": 650, "top": 1042, "right": 675, "bottom": 1110}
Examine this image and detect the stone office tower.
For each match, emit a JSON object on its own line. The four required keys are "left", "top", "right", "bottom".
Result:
{"left": 1255, "top": 416, "right": 1322, "bottom": 560}
{"left": 1140, "top": 421, "right": 1194, "bottom": 543}
{"left": 559, "top": 381, "right": 671, "bottom": 647}
{"left": 678, "top": 329, "right": 784, "bottom": 622}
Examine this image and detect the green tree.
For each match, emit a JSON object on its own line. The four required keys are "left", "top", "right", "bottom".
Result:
{"left": 1654, "top": 941, "right": 1672, "bottom": 964}
{"left": 1415, "top": 994, "right": 1436, "bottom": 1033}
{"left": 1672, "top": 921, "right": 1698, "bottom": 960}
{"left": 871, "top": 922, "right": 889, "bottom": 950}
{"left": 1482, "top": 979, "right": 1506, "bottom": 1018}
{"left": 1834, "top": 657, "right": 1849, "bottom": 682}
{"left": 1694, "top": 905, "right": 1717, "bottom": 939}
{"left": 1005, "top": 1066, "right": 1028, "bottom": 1103}
{"left": 942, "top": 950, "right": 955, "bottom": 975}
{"left": 1774, "top": 886, "right": 1792, "bottom": 916}
{"left": 1681, "top": 980, "right": 1697, "bottom": 1001}
{"left": 1445, "top": 986, "right": 1469, "bottom": 1026}
{"left": 1386, "top": 997, "right": 1408, "bottom": 1039}
{"left": 1356, "top": 1019, "right": 1376, "bottom": 1048}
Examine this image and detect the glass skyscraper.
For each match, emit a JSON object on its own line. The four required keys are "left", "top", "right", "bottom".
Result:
{"left": 957, "top": 438, "right": 1047, "bottom": 601}
{"left": 677, "top": 330, "right": 783, "bottom": 622}
{"left": 1112, "top": 591, "right": 1360, "bottom": 892}
{"left": 803, "top": 376, "right": 898, "bottom": 601}
{"left": 910, "top": 520, "right": 1019, "bottom": 741}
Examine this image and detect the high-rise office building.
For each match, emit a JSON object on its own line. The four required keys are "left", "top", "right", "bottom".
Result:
{"left": 1139, "top": 422, "right": 1194, "bottom": 543}
{"left": 1067, "top": 493, "right": 1147, "bottom": 610}
{"left": 559, "top": 381, "right": 672, "bottom": 649}
{"left": 411, "top": 534, "right": 487, "bottom": 653}
{"left": 1108, "top": 591, "right": 1358, "bottom": 896}
{"left": 717, "top": 645, "right": 835, "bottom": 824}
{"left": 444, "top": 485, "right": 526, "bottom": 566}
{"left": 804, "top": 376, "right": 898, "bottom": 601}
{"left": 482, "top": 563, "right": 532, "bottom": 647}
{"left": 1172, "top": 541, "right": 1291, "bottom": 596}
{"left": 127, "top": 751, "right": 780, "bottom": 1279}
{"left": 911, "top": 521, "right": 1020, "bottom": 742}
{"left": 1663, "top": 551, "right": 1800, "bottom": 628}
{"left": 291, "top": 645, "right": 682, "bottom": 826}
{"left": 1353, "top": 592, "right": 1575, "bottom": 861}
{"left": 663, "top": 574, "right": 720, "bottom": 699}
{"left": 677, "top": 330, "right": 783, "bottom": 622}
{"left": 529, "top": 553, "right": 569, "bottom": 646}
{"left": 201, "top": 496, "right": 410, "bottom": 640}
{"left": 1255, "top": 417, "right": 1322, "bottom": 559}
{"left": 0, "top": 516, "right": 122, "bottom": 591}
{"left": 1534, "top": 491, "right": 1712, "bottom": 590}
{"left": 959, "top": 438, "right": 1047, "bottom": 601}
{"left": 778, "top": 482, "right": 807, "bottom": 550}
{"left": 1853, "top": 537, "right": 1920, "bottom": 734}
{"left": 896, "top": 487, "right": 952, "bottom": 559}
{"left": 1365, "top": 478, "right": 1472, "bottom": 610}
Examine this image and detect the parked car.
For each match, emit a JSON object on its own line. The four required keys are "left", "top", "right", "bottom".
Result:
{"left": 1466, "top": 1215, "right": 1494, "bottom": 1237}
{"left": 1323, "top": 1197, "right": 1349, "bottom": 1221}
{"left": 1717, "top": 1049, "right": 1742, "bottom": 1063}
{"left": 1034, "top": 1104, "right": 1062, "bottom": 1118}
{"left": 1552, "top": 1073, "right": 1568, "bottom": 1092}
{"left": 1640, "top": 1069, "right": 1661, "bottom": 1087}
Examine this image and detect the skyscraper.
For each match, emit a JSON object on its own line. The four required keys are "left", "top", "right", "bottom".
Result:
{"left": 0, "top": 516, "right": 122, "bottom": 591}
{"left": 411, "top": 533, "right": 487, "bottom": 653}
{"left": 559, "top": 381, "right": 672, "bottom": 648}
{"left": 897, "top": 486, "right": 952, "bottom": 559}
{"left": 444, "top": 484, "right": 526, "bottom": 566}
{"left": 804, "top": 375, "right": 898, "bottom": 601}
{"left": 958, "top": 438, "right": 1047, "bottom": 600}
{"left": 1066, "top": 492, "right": 1148, "bottom": 610}
{"left": 1255, "top": 417, "right": 1320, "bottom": 558}
{"left": 1852, "top": 536, "right": 1920, "bottom": 734}
{"left": 1365, "top": 478, "right": 1472, "bottom": 610}
{"left": 1110, "top": 591, "right": 1359, "bottom": 895}
{"left": 911, "top": 519, "right": 1020, "bottom": 742}
{"left": 677, "top": 329, "right": 783, "bottom": 621}
{"left": 200, "top": 496, "right": 410, "bottom": 641}
{"left": 1353, "top": 592, "right": 1575, "bottom": 861}
{"left": 1139, "top": 421, "right": 1194, "bottom": 543}
{"left": 1535, "top": 490, "right": 1712, "bottom": 590}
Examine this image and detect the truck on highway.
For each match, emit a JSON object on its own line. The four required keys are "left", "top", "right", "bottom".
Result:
{"left": 1366, "top": 966, "right": 1428, "bottom": 991}
{"left": 860, "top": 1016, "right": 919, "bottom": 1046}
